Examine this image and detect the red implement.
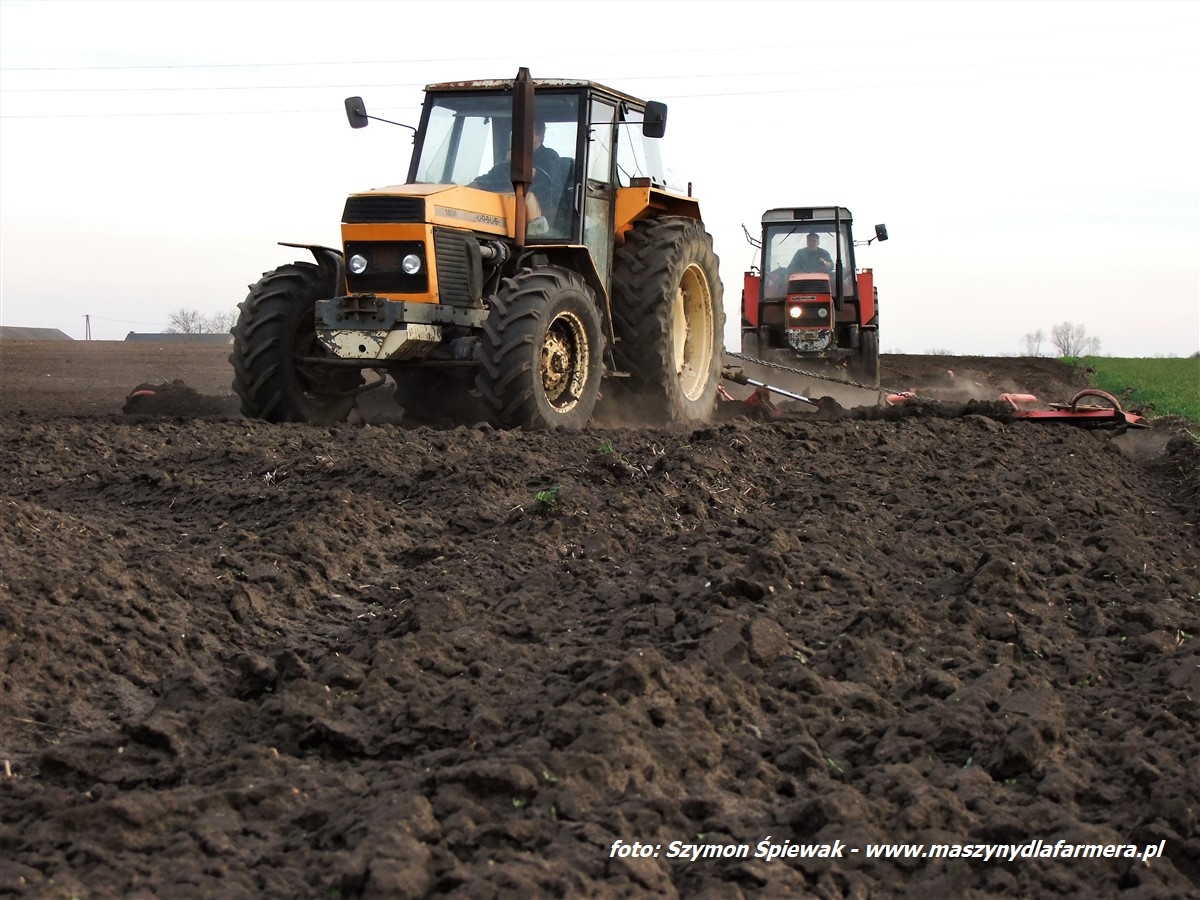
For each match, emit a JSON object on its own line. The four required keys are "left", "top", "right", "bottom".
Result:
{"left": 1008, "top": 389, "right": 1147, "bottom": 428}
{"left": 887, "top": 388, "right": 1147, "bottom": 428}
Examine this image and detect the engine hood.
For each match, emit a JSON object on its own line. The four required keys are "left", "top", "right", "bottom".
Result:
{"left": 343, "top": 183, "right": 516, "bottom": 237}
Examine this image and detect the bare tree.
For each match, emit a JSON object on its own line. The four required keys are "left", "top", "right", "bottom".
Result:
{"left": 166, "top": 308, "right": 207, "bottom": 334}
{"left": 1049, "top": 321, "right": 1101, "bottom": 357}
{"left": 1020, "top": 329, "right": 1045, "bottom": 357}
{"left": 167, "top": 308, "right": 237, "bottom": 334}
{"left": 202, "top": 311, "right": 237, "bottom": 333}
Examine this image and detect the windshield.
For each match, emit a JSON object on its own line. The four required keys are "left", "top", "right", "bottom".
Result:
{"left": 413, "top": 91, "right": 582, "bottom": 186}
{"left": 762, "top": 223, "right": 856, "bottom": 300}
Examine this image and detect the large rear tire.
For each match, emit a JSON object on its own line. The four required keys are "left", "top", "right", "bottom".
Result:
{"left": 852, "top": 328, "right": 880, "bottom": 387}
{"left": 474, "top": 266, "right": 604, "bottom": 429}
{"left": 610, "top": 217, "right": 724, "bottom": 422}
{"left": 230, "top": 262, "right": 360, "bottom": 424}
{"left": 740, "top": 328, "right": 762, "bottom": 360}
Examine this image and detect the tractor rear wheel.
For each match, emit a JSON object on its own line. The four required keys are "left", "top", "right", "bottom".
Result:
{"left": 474, "top": 266, "right": 604, "bottom": 429}
{"left": 230, "top": 262, "right": 361, "bottom": 424}
{"left": 852, "top": 328, "right": 880, "bottom": 387}
{"left": 610, "top": 217, "right": 724, "bottom": 422}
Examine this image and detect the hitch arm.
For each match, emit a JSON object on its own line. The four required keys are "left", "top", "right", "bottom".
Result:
{"left": 721, "top": 366, "right": 819, "bottom": 407}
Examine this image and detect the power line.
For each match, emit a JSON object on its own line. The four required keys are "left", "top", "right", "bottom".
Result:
{"left": 2, "top": 58, "right": 1193, "bottom": 120}
{"left": 1, "top": 81, "right": 425, "bottom": 94}
{"left": 3, "top": 50, "right": 1195, "bottom": 95}
{"left": 0, "top": 20, "right": 1188, "bottom": 73}
{"left": 88, "top": 316, "right": 169, "bottom": 326}
{"left": 1, "top": 107, "right": 345, "bottom": 120}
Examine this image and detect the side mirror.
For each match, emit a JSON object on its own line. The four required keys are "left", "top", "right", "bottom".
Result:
{"left": 344, "top": 97, "right": 369, "bottom": 129}
{"left": 875, "top": 224, "right": 889, "bottom": 242}
{"left": 643, "top": 101, "right": 668, "bottom": 139}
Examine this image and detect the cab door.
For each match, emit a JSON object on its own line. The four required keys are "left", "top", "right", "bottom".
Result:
{"left": 581, "top": 98, "right": 616, "bottom": 289}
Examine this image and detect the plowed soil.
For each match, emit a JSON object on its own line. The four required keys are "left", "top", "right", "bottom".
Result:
{"left": 1, "top": 341, "right": 1197, "bottom": 899}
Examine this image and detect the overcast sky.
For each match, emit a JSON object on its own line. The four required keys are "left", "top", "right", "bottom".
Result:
{"left": 1, "top": 0, "right": 1197, "bottom": 356}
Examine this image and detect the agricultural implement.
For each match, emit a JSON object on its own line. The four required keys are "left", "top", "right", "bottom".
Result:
{"left": 719, "top": 364, "right": 1149, "bottom": 429}
{"left": 994, "top": 389, "right": 1148, "bottom": 428}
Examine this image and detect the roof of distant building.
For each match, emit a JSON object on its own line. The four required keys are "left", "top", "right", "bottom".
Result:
{"left": 0, "top": 326, "right": 74, "bottom": 341}
{"left": 124, "top": 332, "right": 233, "bottom": 344}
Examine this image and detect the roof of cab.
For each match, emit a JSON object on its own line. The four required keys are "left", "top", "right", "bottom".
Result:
{"left": 762, "top": 207, "right": 854, "bottom": 223}
{"left": 425, "top": 78, "right": 649, "bottom": 108}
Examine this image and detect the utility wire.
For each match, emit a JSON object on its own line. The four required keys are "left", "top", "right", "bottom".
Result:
{"left": 2, "top": 60, "right": 1193, "bottom": 120}
{"left": 3, "top": 50, "right": 1195, "bottom": 94}
{"left": 90, "top": 319, "right": 163, "bottom": 326}
{"left": 0, "top": 20, "right": 1188, "bottom": 72}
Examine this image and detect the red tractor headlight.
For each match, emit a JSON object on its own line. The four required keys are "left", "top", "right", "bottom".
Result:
{"left": 785, "top": 295, "right": 832, "bottom": 327}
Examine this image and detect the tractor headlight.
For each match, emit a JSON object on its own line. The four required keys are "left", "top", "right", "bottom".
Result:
{"left": 788, "top": 305, "right": 803, "bottom": 319}
{"left": 348, "top": 254, "right": 369, "bottom": 275}
{"left": 402, "top": 253, "right": 422, "bottom": 275}
{"left": 817, "top": 308, "right": 829, "bottom": 319}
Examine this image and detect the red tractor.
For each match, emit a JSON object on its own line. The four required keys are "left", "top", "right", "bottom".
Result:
{"left": 740, "top": 207, "right": 888, "bottom": 386}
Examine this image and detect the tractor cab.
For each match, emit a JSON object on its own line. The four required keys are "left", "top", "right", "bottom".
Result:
{"left": 406, "top": 80, "right": 672, "bottom": 286}
{"left": 759, "top": 210, "right": 858, "bottom": 311}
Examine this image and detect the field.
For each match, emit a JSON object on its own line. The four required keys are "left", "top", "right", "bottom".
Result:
{"left": 1080, "top": 357, "right": 1200, "bottom": 424}
{"left": 1, "top": 341, "right": 1197, "bottom": 898}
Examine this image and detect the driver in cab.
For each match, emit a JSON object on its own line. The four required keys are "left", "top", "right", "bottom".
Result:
{"left": 789, "top": 232, "right": 833, "bottom": 274}
{"left": 469, "top": 120, "right": 561, "bottom": 236}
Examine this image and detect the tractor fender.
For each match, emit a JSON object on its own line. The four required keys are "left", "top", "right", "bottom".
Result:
{"left": 520, "top": 245, "right": 614, "bottom": 345}
{"left": 279, "top": 242, "right": 346, "bottom": 294}
{"left": 614, "top": 186, "right": 703, "bottom": 240}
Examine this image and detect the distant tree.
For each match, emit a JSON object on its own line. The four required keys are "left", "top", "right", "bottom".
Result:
{"left": 167, "top": 308, "right": 207, "bottom": 334}
{"left": 1049, "top": 321, "right": 1101, "bottom": 357}
{"left": 1020, "top": 329, "right": 1045, "bottom": 357}
{"left": 203, "top": 311, "right": 237, "bottom": 333}
{"left": 925, "top": 348, "right": 953, "bottom": 355}
{"left": 167, "top": 308, "right": 236, "bottom": 334}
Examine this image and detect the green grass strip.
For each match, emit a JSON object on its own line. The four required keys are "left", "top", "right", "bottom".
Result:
{"left": 1074, "top": 357, "right": 1200, "bottom": 424}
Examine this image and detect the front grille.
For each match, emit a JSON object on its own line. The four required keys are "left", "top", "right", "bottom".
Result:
{"left": 344, "top": 241, "right": 428, "bottom": 294}
{"left": 787, "top": 278, "right": 831, "bottom": 295}
{"left": 788, "top": 329, "right": 832, "bottom": 353}
{"left": 342, "top": 196, "right": 425, "bottom": 224}
{"left": 433, "top": 228, "right": 482, "bottom": 307}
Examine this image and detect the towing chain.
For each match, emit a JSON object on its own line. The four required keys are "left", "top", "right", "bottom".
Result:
{"left": 723, "top": 352, "right": 952, "bottom": 406}
{"left": 724, "top": 351, "right": 904, "bottom": 398}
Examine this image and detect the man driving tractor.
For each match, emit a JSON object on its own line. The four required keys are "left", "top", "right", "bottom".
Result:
{"left": 788, "top": 232, "right": 833, "bottom": 273}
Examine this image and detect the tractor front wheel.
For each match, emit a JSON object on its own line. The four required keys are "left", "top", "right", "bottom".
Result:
{"left": 230, "top": 262, "right": 361, "bottom": 424}
{"left": 610, "top": 217, "right": 724, "bottom": 422}
{"left": 474, "top": 267, "right": 605, "bottom": 429}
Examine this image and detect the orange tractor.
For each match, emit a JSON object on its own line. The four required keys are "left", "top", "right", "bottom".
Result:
{"left": 230, "top": 68, "right": 724, "bottom": 429}
{"left": 740, "top": 207, "right": 888, "bottom": 386}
